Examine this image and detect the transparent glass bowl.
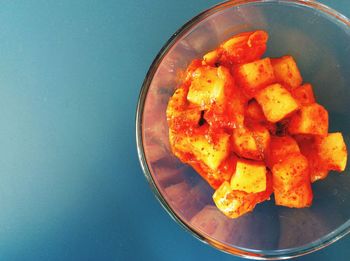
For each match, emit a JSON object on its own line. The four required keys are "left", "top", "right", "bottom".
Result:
{"left": 136, "top": 0, "right": 350, "bottom": 259}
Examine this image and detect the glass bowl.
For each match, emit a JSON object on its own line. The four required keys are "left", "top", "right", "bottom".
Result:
{"left": 136, "top": 0, "right": 350, "bottom": 259}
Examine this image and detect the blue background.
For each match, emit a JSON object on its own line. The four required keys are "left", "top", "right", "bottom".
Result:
{"left": 0, "top": 0, "right": 348, "bottom": 260}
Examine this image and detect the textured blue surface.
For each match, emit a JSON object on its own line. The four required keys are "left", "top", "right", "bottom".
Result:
{"left": 0, "top": 0, "right": 348, "bottom": 260}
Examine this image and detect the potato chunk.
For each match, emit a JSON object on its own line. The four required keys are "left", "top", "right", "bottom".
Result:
{"left": 232, "top": 127, "right": 257, "bottom": 159}
{"left": 167, "top": 107, "right": 202, "bottom": 133}
{"left": 288, "top": 103, "right": 328, "bottom": 136}
{"left": 266, "top": 136, "right": 300, "bottom": 168}
{"left": 213, "top": 176, "right": 272, "bottom": 219}
{"left": 250, "top": 122, "right": 271, "bottom": 155}
{"left": 187, "top": 66, "right": 226, "bottom": 108}
{"left": 296, "top": 134, "right": 347, "bottom": 181}
{"left": 169, "top": 129, "right": 192, "bottom": 155}
{"left": 295, "top": 135, "right": 330, "bottom": 182}
{"left": 166, "top": 87, "right": 201, "bottom": 133}
{"left": 291, "top": 83, "right": 316, "bottom": 105}
{"left": 189, "top": 132, "right": 230, "bottom": 171}
{"left": 203, "top": 69, "right": 246, "bottom": 129}
{"left": 231, "top": 159, "right": 267, "bottom": 193}
{"left": 272, "top": 153, "right": 313, "bottom": 208}
{"left": 255, "top": 83, "right": 299, "bottom": 123}
{"left": 316, "top": 133, "right": 347, "bottom": 172}
{"left": 208, "top": 154, "right": 238, "bottom": 189}
{"left": 213, "top": 181, "right": 241, "bottom": 218}
{"left": 275, "top": 183, "right": 313, "bottom": 209}
{"left": 166, "top": 87, "right": 187, "bottom": 119}
{"left": 271, "top": 55, "right": 302, "bottom": 89}
{"left": 272, "top": 153, "right": 309, "bottom": 190}
{"left": 234, "top": 58, "right": 275, "bottom": 97}
{"left": 170, "top": 129, "right": 230, "bottom": 171}
{"left": 232, "top": 124, "right": 270, "bottom": 160}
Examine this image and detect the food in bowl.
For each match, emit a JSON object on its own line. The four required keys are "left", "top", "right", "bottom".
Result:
{"left": 166, "top": 30, "right": 348, "bottom": 218}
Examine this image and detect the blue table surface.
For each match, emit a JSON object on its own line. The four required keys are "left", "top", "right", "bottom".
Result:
{"left": 0, "top": 0, "right": 349, "bottom": 260}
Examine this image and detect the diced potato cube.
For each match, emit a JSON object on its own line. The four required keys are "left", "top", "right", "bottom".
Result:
{"left": 209, "top": 154, "right": 238, "bottom": 189}
{"left": 291, "top": 83, "right": 315, "bottom": 105}
{"left": 316, "top": 133, "right": 347, "bottom": 172}
{"left": 231, "top": 159, "right": 267, "bottom": 193}
{"left": 170, "top": 128, "right": 230, "bottom": 170}
{"left": 190, "top": 157, "right": 229, "bottom": 190}
{"left": 176, "top": 107, "right": 201, "bottom": 125}
{"left": 266, "top": 136, "right": 300, "bottom": 168}
{"left": 204, "top": 82, "right": 246, "bottom": 129}
{"left": 271, "top": 55, "right": 302, "bottom": 89}
{"left": 245, "top": 99, "right": 267, "bottom": 122}
{"left": 232, "top": 127, "right": 257, "bottom": 159}
{"left": 213, "top": 181, "right": 253, "bottom": 219}
{"left": 234, "top": 58, "right": 275, "bottom": 96}
{"left": 185, "top": 153, "right": 236, "bottom": 190}
{"left": 166, "top": 86, "right": 201, "bottom": 134}
{"left": 232, "top": 124, "right": 270, "bottom": 160}
{"left": 295, "top": 135, "right": 329, "bottom": 182}
{"left": 288, "top": 103, "right": 328, "bottom": 136}
{"left": 255, "top": 83, "right": 299, "bottom": 123}
{"left": 274, "top": 182, "right": 313, "bottom": 208}
{"left": 213, "top": 174, "right": 273, "bottom": 218}
{"left": 189, "top": 131, "right": 230, "bottom": 170}
{"left": 249, "top": 122, "right": 270, "bottom": 153}
{"left": 169, "top": 129, "right": 231, "bottom": 188}
{"left": 307, "top": 158, "right": 330, "bottom": 183}
{"left": 272, "top": 153, "right": 313, "bottom": 208}
{"left": 213, "top": 181, "right": 243, "bottom": 218}
{"left": 167, "top": 107, "right": 202, "bottom": 132}
{"left": 295, "top": 135, "right": 340, "bottom": 183}
{"left": 272, "top": 153, "right": 309, "bottom": 190}
{"left": 169, "top": 129, "right": 192, "bottom": 155}
{"left": 187, "top": 66, "right": 226, "bottom": 108}
{"left": 296, "top": 133, "right": 348, "bottom": 181}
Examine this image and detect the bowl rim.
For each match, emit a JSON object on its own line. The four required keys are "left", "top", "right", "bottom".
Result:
{"left": 135, "top": 0, "right": 350, "bottom": 259}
